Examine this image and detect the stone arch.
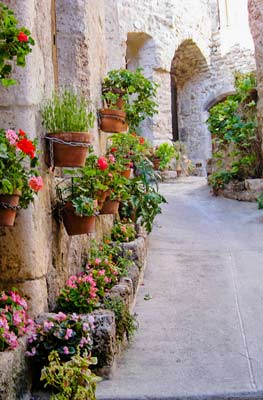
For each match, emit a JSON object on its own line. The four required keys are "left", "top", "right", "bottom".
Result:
{"left": 170, "top": 39, "right": 210, "bottom": 173}
{"left": 204, "top": 90, "right": 236, "bottom": 111}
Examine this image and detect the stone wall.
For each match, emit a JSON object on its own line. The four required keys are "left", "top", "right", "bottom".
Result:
{"left": 112, "top": 0, "right": 256, "bottom": 172}
{"left": 0, "top": 0, "right": 113, "bottom": 316}
{"left": 248, "top": 0, "right": 263, "bottom": 147}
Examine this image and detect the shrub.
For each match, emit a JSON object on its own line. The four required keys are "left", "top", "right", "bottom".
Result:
{"left": 111, "top": 221, "right": 136, "bottom": 242}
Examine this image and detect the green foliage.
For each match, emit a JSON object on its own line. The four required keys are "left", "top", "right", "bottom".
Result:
{"left": 0, "top": 3, "right": 34, "bottom": 86}
{"left": 155, "top": 142, "right": 176, "bottom": 170}
{"left": 207, "top": 72, "right": 262, "bottom": 190}
{"left": 111, "top": 221, "right": 136, "bottom": 243}
{"left": 71, "top": 196, "right": 96, "bottom": 217}
{"left": 102, "top": 68, "right": 158, "bottom": 131}
{"left": 41, "top": 89, "right": 95, "bottom": 133}
{"left": 257, "top": 190, "right": 263, "bottom": 210}
{"left": 207, "top": 170, "right": 233, "bottom": 193}
{"left": 41, "top": 350, "right": 100, "bottom": 400}
{"left": 27, "top": 313, "right": 93, "bottom": 364}
{"left": 103, "top": 297, "right": 137, "bottom": 341}
{"left": 0, "top": 129, "right": 42, "bottom": 208}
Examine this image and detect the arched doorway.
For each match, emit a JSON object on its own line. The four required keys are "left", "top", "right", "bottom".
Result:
{"left": 171, "top": 40, "right": 210, "bottom": 174}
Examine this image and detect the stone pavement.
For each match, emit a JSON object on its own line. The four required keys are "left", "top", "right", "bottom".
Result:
{"left": 97, "top": 177, "right": 263, "bottom": 400}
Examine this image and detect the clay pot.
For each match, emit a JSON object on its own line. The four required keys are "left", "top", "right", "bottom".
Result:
{"left": 99, "top": 109, "right": 128, "bottom": 133}
{"left": 101, "top": 199, "right": 120, "bottom": 215}
{"left": 45, "top": 132, "right": 93, "bottom": 167}
{"left": 152, "top": 157, "right": 160, "bottom": 170}
{"left": 121, "top": 169, "right": 131, "bottom": 179}
{"left": 0, "top": 193, "right": 20, "bottom": 227}
{"left": 62, "top": 202, "right": 96, "bottom": 235}
{"left": 96, "top": 189, "right": 111, "bottom": 209}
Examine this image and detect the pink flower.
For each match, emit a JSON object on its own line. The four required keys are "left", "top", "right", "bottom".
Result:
{"left": 104, "top": 259, "right": 109, "bottom": 265}
{"left": 98, "top": 269, "right": 105, "bottom": 276}
{"left": 95, "top": 258, "right": 101, "bottom": 265}
{"left": 64, "top": 328, "right": 73, "bottom": 340}
{"left": 55, "top": 312, "right": 67, "bottom": 322}
{"left": 28, "top": 176, "right": 44, "bottom": 192}
{"left": 104, "top": 277, "right": 111, "bottom": 284}
{"left": 43, "top": 321, "right": 54, "bottom": 332}
{"left": 97, "top": 157, "right": 108, "bottom": 170}
{"left": 83, "top": 322, "right": 90, "bottom": 332}
{"left": 0, "top": 292, "right": 8, "bottom": 301}
{"left": 79, "top": 337, "right": 89, "bottom": 348}
{"left": 108, "top": 154, "right": 116, "bottom": 163}
{"left": 108, "top": 173, "right": 113, "bottom": 178}
{"left": 63, "top": 346, "right": 69, "bottom": 355}
{"left": 26, "top": 347, "right": 36, "bottom": 357}
{"left": 5, "top": 129, "right": 18, "bottom": 145}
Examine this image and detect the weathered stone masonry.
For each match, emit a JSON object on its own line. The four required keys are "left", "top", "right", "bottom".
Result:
{"left": 0, "top": 0, "right": 257, "bottom": 316}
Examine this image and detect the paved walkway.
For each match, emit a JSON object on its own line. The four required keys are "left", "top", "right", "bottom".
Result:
{"left": 97, "top": 178, "right": 263, "bottom": 400}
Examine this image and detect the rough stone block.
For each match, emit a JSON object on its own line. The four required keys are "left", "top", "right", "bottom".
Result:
{"left": 245, "top": 179, "right": 263, "bottom": 192}
{"left": 160, "top": 170, "right": 178, "bottom": 182}
{"left": 121, "top": 236, "right": 147, "bottom": 270}
{"left": 0, "top": 337, "right": 30, "bottom": 400}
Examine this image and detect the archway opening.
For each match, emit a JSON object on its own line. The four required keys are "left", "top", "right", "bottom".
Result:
{"left": 170, "top": 40, "right": 209, "bottom": 173}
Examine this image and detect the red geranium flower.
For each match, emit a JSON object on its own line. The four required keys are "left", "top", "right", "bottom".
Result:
{"left": 97, "top": 157, "right": 108, "bottom": 170}
{"left": 17, "top": 32, "right": 28, "bottom": 42}
{"left": 16, "top": 138, "right": 35, "bottom": 158}
{"left": 110, "top": 147, "right": 118, "bottom": 153}
{"left": 139, "top": 137, "right": 145, "bottom": 144}
{"left": 28, "top": 176, "right": 44, "bottom": 192}
{"left": 19, "top": 129, "right": 26, "bottom": 137}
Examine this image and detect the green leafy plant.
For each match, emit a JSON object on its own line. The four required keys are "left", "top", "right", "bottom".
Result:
{"left": 27, "top": 313, "right": 94, "bottom": 364}
{"left": 0, "top": 128, "right": 43, "bottom": 208}
{"left": 41, "top": 350, "right": 100, "bottom": 400}
{"left": 102, "top": 68, "right": 158, "bottom": 131}
{"left": 41, "top": 89, "right": 95, "bottom": 133}
{"left": 0, "top": 3, "right": 35, "bottom": 86}
{"left": 111, "top": 220, "right": 136, "bottom": 242}
{"left": 103, "top": 297, "right": 137, "bottom": 341}
{"left": 257, "top": 190, "right": 263, "bottom": 210}
{"left": 207, "top": 72, "right": 262, "bottom": 191}
{"left": 154, "top": 142, "right": 176, "bottom": 170}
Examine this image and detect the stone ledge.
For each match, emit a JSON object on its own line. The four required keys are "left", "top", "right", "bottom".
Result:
{"left": 159, "top": 170, "right": 178, "bottom": 182}
{"left": 217, "top": 179, "right": 263, "bottom": 202}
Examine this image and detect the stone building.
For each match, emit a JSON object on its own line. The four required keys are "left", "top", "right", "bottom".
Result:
{"left": 0, "top": 0, "right": 256, "bottom": 316}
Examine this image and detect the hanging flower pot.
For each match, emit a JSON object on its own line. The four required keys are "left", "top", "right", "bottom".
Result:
{"left": 96, "top": 189, "right": 111, "bottom": 209}
{"left": 99, "top": 109, "right": 128, "bottom": 133}
{"left": 100, "top": 199, "right": 120, "bottom": 215}
{"left": 0, "top": 192, "right": 20, "bottom": 227}
{"left": 62, "top": 202, "right": 96, "bottom": 236}
{"left": 121, "top": 168, "right": 131, "bottom": 179}
{"left": 152, "top": 157, "right": 160, "bottom": 170}
{"left": 45, "top": 132, "right": 93, "bottom": 168}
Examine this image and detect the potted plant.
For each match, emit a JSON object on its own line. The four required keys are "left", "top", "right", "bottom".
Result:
{"left": 56, "top": 179, "right": 99, "bottom": 236}
{"left": 41, "top": 89, "right": 95, "bottom": 168}
{"left": 152, "top": 142, "right": 176, "bottom": 171}
{"left": 0, "top": 3, "right": 35, "bottom": 87}
{"left": 99, "top": 68, "right": 158, "bottom": 133}
{"left": 0, "top": 128, "right": 43, "bottom": 226}
{"left": 101, "top": 173, "right": 130, "bottom": 215}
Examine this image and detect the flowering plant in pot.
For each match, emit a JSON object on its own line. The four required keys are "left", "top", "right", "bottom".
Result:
{"left": 111, "top": 220, "right": 136, "bottom": 243}
{"left": 0, "top": 289, "right": 34, "bottom": 351}
{"left": 100, "top": 172, "right": 130, "bottom": 215}
{"left": 41, "top": 89, "right": 95, "bottom": 168}
{"left": 151, "top": 142, "right": 176, "bottom": 171}
{"left": 0, "top": 2, "right": 35, "bottom": 86}
{"left": 0, "top": 128, "right": 43, "bottom": 226}
{"left": 55, "top": 179, "right": 99, "bottom": 236}
{"left": 101, "top": 68, "right": 158, "bottom": 132}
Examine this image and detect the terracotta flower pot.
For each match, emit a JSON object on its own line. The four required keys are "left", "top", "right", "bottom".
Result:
{"left": 152, "top": 157, "right": 160, "bottom": 170}
{"left": 45, "top": 132, "right": 93, "bottom": 168}
{"left": 100, "top": 199, "right": 120, "bottom": 215}
{"left": 0, "top": 193, "right": 20, "bottom": 227}
{"left": 96, "top": 189, "right": 111, "bottom": 209}
{"left": 99, "top": 109, "right": 128, "bottom": 133}
{"left": 121, "top": 169, "right": 131, "bottom": 179}
{"left": 62, "top": 202, "right": 96, "bottom": 235}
